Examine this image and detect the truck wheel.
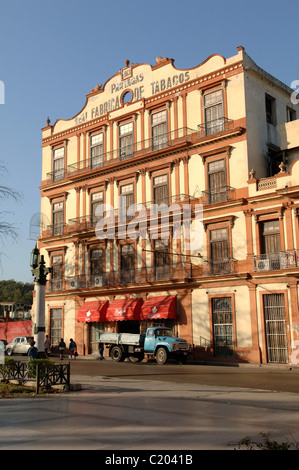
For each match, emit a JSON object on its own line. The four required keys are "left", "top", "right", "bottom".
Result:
{"left": 156, "top": 347, "right": 168, "bottom": 365}
{"left": 110, "top": 346, "right": 124, "bottom": 362}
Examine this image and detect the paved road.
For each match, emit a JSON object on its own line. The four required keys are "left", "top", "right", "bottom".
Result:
{"left": 69, "top": 357, "right": 299, "bottom": 394}
{"left": 1, "top": 356, "right": 299, "bottom": 451}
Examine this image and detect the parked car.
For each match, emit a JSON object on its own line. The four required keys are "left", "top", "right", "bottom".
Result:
{"left": 0, "top": 339, "right": 7, "bottom": 357}
{"left": 6, "top": 336, "right": 34, "bottom": 356}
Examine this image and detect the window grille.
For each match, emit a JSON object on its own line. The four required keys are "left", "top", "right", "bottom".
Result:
{"left": 263, "top": 294, "right": 288, "bottom": 363}
{"left": 212, "top": 297, "right": 234, "bottom": 357}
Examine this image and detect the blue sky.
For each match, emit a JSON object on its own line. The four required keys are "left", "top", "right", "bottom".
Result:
{"left": 0, "top": 0, "right": 298, "bottom": 282}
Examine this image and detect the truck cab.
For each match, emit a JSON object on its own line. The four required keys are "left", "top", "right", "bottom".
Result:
{"left": 144, "top": 327, "right": 191, "bottom": 364}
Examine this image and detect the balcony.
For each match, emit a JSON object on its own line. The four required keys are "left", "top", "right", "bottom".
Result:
{"left": 66, "top": 127, "right": 196, "bottom": 179}
{"left": 43, "top": 119, "right": 239, "bottom": 187}
{"left": 201, "top": 186, "right": 235, "bottom": 205}
{"left": 253, "top": 251, "right": 299, "bottom": 272}
{"left": 41, "top": 194, "right": 197, "bottom": 240}
{"left": 59, "top": 264, "right": 193, "bottom": 291}
{"left": 45, "top": 224, "right": 66, "bottom": 238}
{"left": 197, "top": 117, "right": 234, "bottom": 138}
{"left": 67, "top": 215, "right": 101, "bottom": 234}
{"left": 46, "top": 278, "right": 64, "bottom": 292}
{"left": 203, "top": 258, "right": 236, "bottom": 276}
{"left": 46, "top": 169, "right": 68, "bottom": 183}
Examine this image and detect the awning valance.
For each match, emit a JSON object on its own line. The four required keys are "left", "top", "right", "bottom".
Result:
{"left": 106, "top": 298, "right": 143, "bottom": 321}
{"left": 140, "top": 295, "right": 177, "bottom": 320}
{"left": 77, "top": 300, "right": 108, "bottom": 323}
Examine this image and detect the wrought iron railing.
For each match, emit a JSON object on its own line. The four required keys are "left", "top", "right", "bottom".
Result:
{"left": 253, "top": 251, "right": 299, "bottom": 272}
{"left": 64, "top": 264, "right": 193, "bottom": 290}
{"left": 66, "top": 127, "right": 196, "bottom": 177}
{"left": 46, "top": 169, "right": 68, "bottom": 183}
{"left": 201, "top": 186, "right": 235, "bottom": 205}
{"left": 67, "top": 215, "right": 102, "bottom": 233}
{"left": 0, "top": 360, "right": 70, "bottom": 394}
{"left": 197, "top": 117, "right": 234, "bottom": 138}
{"left": 44, "top": 119, "right": 237, "bottom": 185}
{"left": 42, "top": 194, "right": 198, "bottom": 239}
{"left": 45, "top": 223, "right": 66, "bottom": 237}
{"left": 36, "top": 362, "right": 70, "bottom": 394}
{"left": 203, "top": 258, "right": 235, "bottom": 276}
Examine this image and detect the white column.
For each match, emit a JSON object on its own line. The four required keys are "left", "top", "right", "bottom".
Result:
{"left": 34, "top": 283, "right": 46, "bottom": 352}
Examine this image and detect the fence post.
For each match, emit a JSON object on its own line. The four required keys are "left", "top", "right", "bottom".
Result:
{"left": 36, "top": 364, "right": 39, "bottom": 394}
{"left": 67, "top": 363, "right": 70, "bottom": 388}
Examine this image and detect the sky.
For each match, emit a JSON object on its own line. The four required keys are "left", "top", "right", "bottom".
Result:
{"left": 0, "top": 0, "right": 299, "bottom": 283}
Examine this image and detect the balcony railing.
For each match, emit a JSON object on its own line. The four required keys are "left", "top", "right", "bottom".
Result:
{"left": 197, "top": 117, "right": 234, "bottom": 138}
{"left": 46, "top": 169, "right": 68, "bottom": 184}
{"left": 48, "top": 264, "right": 193, "bottom": 291}
{"left": 201, "top": 186, "right": 235, "bottom": 205}
{"left": 253, "top": 251, "right": 299, "bottom": 272}
{"left": 46, "top": 258, "right": 247, "bottom": 292}
{"left": 45, "top": 224, "right": 66, "bottom": 237}
{"left": 66, "top": 127, "right": 196, "bottom": 178}
{"left": 44, "top": 119, "right": 237, "bottom": 185}
{"left": 203, "top": 258, "right": 235, "bottom": 276}
{"left": 40, "top": 194, "right": 197, "bottom": 239}
{"left": 67, "top": 215, "right": 101, "bottom": 233}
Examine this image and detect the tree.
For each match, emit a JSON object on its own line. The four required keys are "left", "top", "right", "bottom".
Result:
{"left": 0, "top": 280, "right": 33, "bottom": 304}
{"left": 0, "top": 162, "right": 22, "bottom": 244}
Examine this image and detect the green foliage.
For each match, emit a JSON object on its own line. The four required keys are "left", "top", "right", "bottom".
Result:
{"left": 27, "top": 358, "right": 55, "bottom": 378}
{"left": 232, "top": 432, "right": 298, "bottom": 450}
{"left": 0, "top": 357, "right": 16, "bottom": 379}
{"left": 0, "top": 279, "right": 33, "bottom": 305}
{"left": 0, "top": 382, "right": 35, "bottom": 396}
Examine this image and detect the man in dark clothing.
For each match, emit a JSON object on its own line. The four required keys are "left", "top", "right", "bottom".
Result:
{"left": 99, "top": 342, "right": 104, "bottom": 360}
{"left": 27, "top": 341, "right": 38, "bottom": 360}
{"left": 59, "top": 338, "right": 66, "bottom": 360}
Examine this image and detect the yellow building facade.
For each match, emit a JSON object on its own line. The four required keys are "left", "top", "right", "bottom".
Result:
{"left": 36, "top": 46, "right": 299, "bottom": 364}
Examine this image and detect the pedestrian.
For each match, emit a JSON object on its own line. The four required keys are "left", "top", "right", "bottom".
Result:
{"left": 27, "top": 341, "right": 38, "bottom": 360}
{"left": 99, "top": 342, "right": 104, "bottom": 360}
{"left": 69, "top": 338, "right": 77, "bottom": 359}
{"left": 59, "top": 338, "right": 66, "bottom": 360}
{"left": 44, "top": 334, "right": 51, "bottom": 356}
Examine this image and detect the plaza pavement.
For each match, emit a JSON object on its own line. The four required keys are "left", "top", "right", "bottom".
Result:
{"left": 1, "top": 365, "right": 299, "bottom": 451}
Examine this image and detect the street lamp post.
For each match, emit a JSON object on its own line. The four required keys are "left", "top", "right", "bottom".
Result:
{"left": 30, "top": 244, "right": 52, "bottom": 355}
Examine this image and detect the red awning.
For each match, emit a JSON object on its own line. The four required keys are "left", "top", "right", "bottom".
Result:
{"left": 106, "top": 298, "right": 143, "bottom": 321}
{"left": 77, "top": 300, "right": 108, "bottom": 323}
{"left": 140, "top": 295, "right": 177, "bottom": 320}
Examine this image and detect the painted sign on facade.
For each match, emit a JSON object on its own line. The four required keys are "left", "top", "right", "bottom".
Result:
{"left": 74, "top": 65, "right": 191, "bottom": 125}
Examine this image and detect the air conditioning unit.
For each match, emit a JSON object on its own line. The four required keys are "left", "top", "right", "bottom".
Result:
{"left": 94, "top": 276, "right": 103, "bottom": 287}
{"left": 256, "top": 259, "right": 270, "bottom": 271}
{"left": 70, "top": 279, "right": 79, "bottom": 289}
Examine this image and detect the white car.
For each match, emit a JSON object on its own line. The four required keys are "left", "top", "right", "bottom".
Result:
{"left": 6, "top": 336, "right": 34, "bottom": 356}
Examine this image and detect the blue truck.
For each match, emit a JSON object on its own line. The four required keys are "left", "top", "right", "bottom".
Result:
{"left": 98, "top": 327, "right": 191, "bottom": 364}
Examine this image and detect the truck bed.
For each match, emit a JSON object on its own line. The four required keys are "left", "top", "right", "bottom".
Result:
{"left": 99, "top": 332, "right": 145, "bottom": 346}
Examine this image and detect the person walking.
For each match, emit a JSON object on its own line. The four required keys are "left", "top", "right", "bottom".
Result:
{"left": 99, "top": 342, "right": 104, "bottom": 360}
{"left": 27, "top": 341, "right": 38, "bottom": 360}
{"left": 44, "top": 335, "right": 51, "bottom": 356}
{"left": 58, "top": 338, "right": 66, "bottom": 360}
{"left": 69, "top": 338, "right": 77, "bottom": 359}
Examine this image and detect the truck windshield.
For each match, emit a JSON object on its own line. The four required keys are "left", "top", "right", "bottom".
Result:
{"left": 155, "top": 329, "right": 173, "bottom": 337}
